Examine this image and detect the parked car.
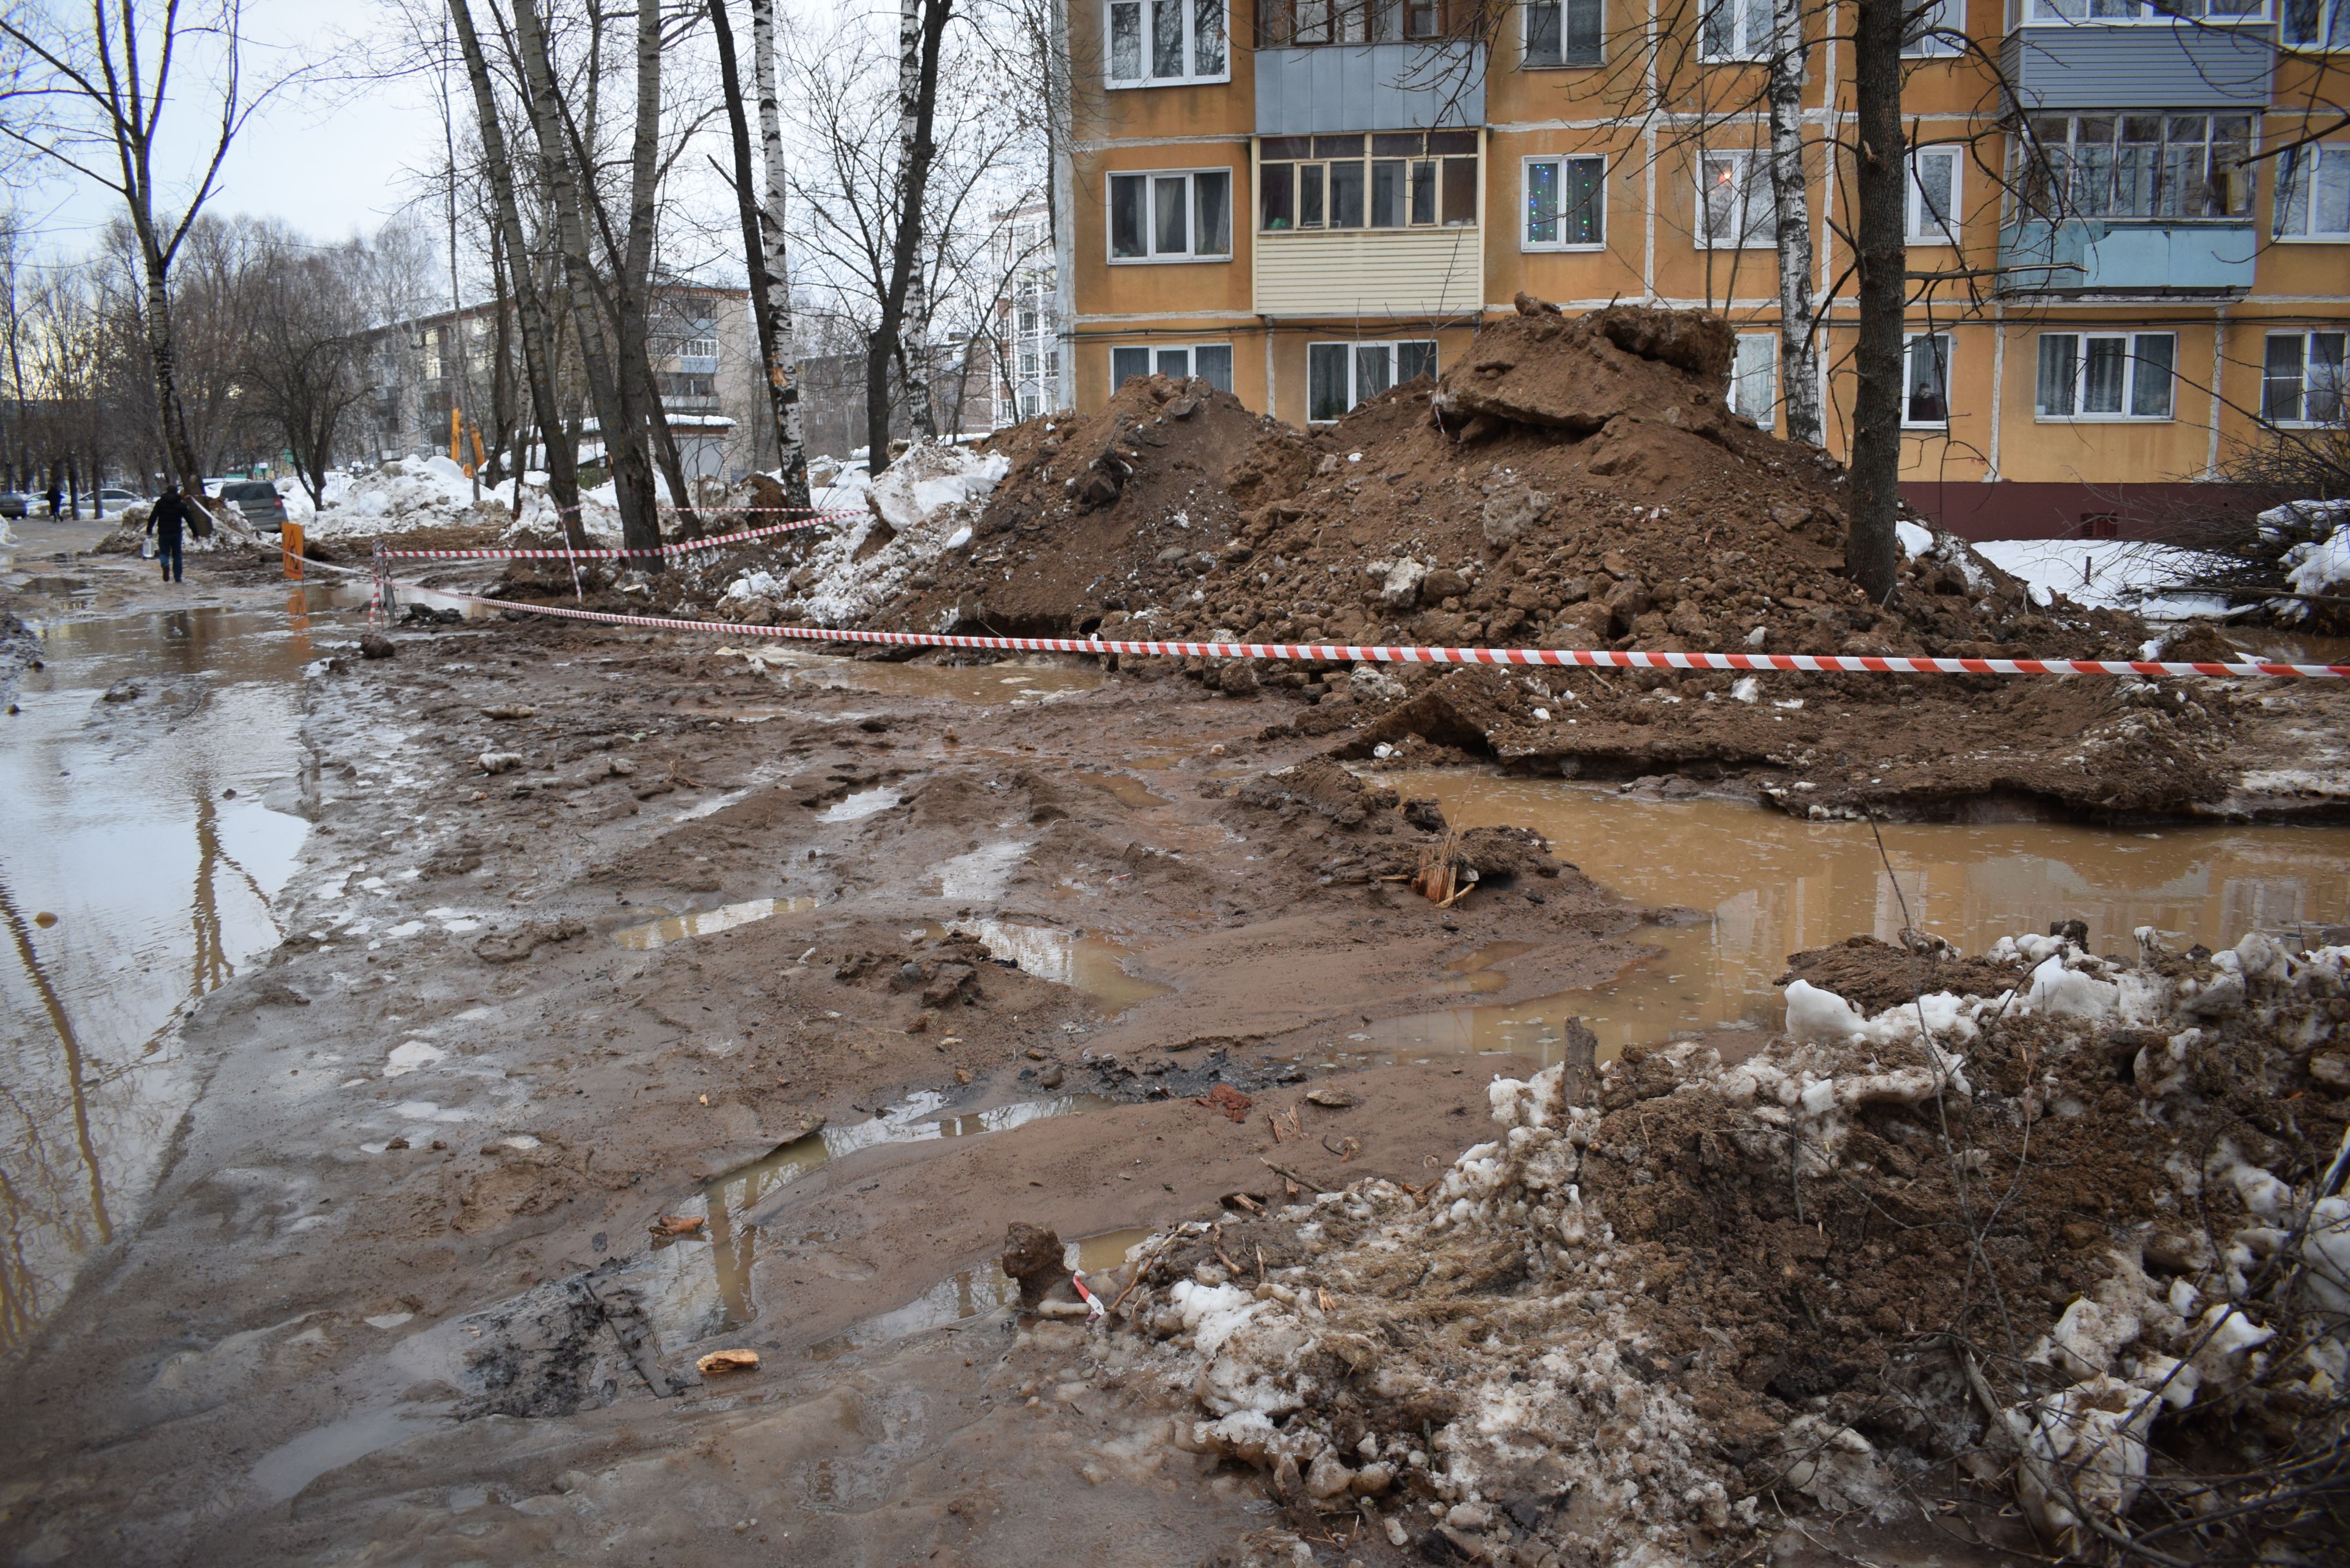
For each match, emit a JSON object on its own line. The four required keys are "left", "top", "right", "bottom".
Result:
{"left": 217, "top": 479, "right": 289, "bottom": 533}
{"left": 94, "top": 488, "right": 145, "bottom": 518}
{"left": 0, "top": 491, "right": 26, "bottom": 520}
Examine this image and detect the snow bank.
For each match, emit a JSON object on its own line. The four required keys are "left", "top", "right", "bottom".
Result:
{"left": 2275, "top": 502, "right": 2350, "bottom": 620}
{"left": 719, "top": 442, "right": 1008, "bottom": 628}
{"left": 304, "top": 456, "right": 517, "bottom": 541}
{"left": 1973, "top": 538, "right": 2222, "bottom": 620}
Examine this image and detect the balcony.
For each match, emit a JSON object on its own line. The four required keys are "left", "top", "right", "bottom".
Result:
{"left": 2000, "top": 21, "right": 2275, "bottom": 110}
{"left": 1254, "top": 224, "right": 1483, "bottom": 318}
{"left": 1254, "top": 42, "right": 1485, "bottom": 135}
{"left": 1998, "top": 218, "right": 2257, "bottom": 294}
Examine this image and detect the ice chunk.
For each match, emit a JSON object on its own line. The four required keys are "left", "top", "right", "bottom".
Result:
{"left": 1784, "top": 979, "right": 1864, "bottom": 1043}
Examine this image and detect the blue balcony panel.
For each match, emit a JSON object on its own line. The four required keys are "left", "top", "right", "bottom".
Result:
{"left": 1253, "top": 43, "right": 1486, "bottom": 135}
{"left": 1998, "top": 220, "right": 2258, "bottom": 295}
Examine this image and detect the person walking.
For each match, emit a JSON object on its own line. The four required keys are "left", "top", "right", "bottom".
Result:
{"left": 146, "top": 486, "right": 189, "bottom": 584}
{"left": 44, "top": 480, "right": 63, "bottom": 521}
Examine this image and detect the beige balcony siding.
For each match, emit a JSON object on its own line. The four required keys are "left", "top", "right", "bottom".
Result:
{"left": 1252, "top": 226, "right": 1484, "bottom": 318}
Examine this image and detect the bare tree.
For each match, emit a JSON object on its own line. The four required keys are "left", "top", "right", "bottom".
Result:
{"left": 709, "top": 0, "right": 809, "bottom": 505}
{"left": 239, "top": 234, "right": 371, "bottom": 509}
{"left": 0, "top": 1, "right": 296, "bottom": 522}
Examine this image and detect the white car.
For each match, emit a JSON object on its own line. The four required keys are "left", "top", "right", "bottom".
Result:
{"left": 93, "top": 488, "right": 145, "bottom": 518}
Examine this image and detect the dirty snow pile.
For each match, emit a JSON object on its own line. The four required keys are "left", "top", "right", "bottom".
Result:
{"left": 2270, "top": 500, "right": 2350, "bottom": 621}
{"left": 304, "top": 455, "right": 521, "bottom": 540}
{"left": 1096, "top": 927, "right": 2349, "bottom": 1567}
{"left": 718, "top": 441, "right": 1007, "bottom": 627}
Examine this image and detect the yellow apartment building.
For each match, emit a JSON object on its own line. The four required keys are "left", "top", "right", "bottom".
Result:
{"left": 1055, "top": 0, "right": 2349, "bottom": 538}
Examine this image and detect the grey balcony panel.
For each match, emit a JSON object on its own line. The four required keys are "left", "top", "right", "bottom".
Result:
{"left": 1998, "top": 218, "right": 2257, "bottom": 294}
{"left": 1254, "top": 42, "right": 1485, "bottom": 135}
{"left": 2000, "top": 25, "right": 2275, "bottom": 110}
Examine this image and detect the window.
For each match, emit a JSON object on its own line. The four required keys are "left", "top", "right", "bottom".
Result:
{"left": 2284, "top": 0, "right": 2350, "bottom": 46}
{"left": 1257, "top": 0, "right": 1449, "bottom": 44}
{"left": 2262, "top": 331, "right": 2347, "bottom": 424}
{"left": 2034, "top": 332, "right": 2175, "bottom": 418}
{"left": 1902, "top": 0, "right": 1962, "bottom": 56}
{"left": 422, "top": 330, "right": 445, "bottom": 381}
{"left": 1524, "top": 155, "right": 1605, "bottom": 248}
{"left": 1111, "top": 343, "right": 1234, "bottom": 391}
{"left": 1907, "top": 147, "right": 1960, "bottom": 242}
{"left": 1525, "top": 0, "right": 1604, "bottom": 64}
{"left": 1698, "top": 150, "right": 1776, "bottom": 247}
{"left": 2028, "top": 0, "right": 2266, "bottom": 18}
{"left": 1259, "top": 132, "right": 1478, "bottom": 230}
{"left": 1700, "top": 0, "right": 1771, "bottom": 60}
{"left": 1729, "top": 333, "right": 1777, "bottom": 426}
{"left": 1108, "top": 0, "right": 1227, "bottom": 86}
{"left": 1109, "top": 170, "right": 1234, "bottom": 260}
{"left": 1903, "top": 332, "right": 1951, "bottom": 426}
{"left": 2275, "top": 145, "right": 2350, "bottom": 238}
{"left": 2019, "top": 113, "right": 2253, "bottom": 221}
{"left": 1306, "top": 339, "right": 1438, "bottom": 420}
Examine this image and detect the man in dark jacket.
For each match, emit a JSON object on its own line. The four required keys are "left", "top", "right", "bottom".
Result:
{"left": 45, "top": 481, "right": 63, "bottom": 520}
{"left": 146, "top": 487, "right": 189, "bottom": 583}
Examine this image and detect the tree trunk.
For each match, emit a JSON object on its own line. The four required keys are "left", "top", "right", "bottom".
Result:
{"left": 1846, "top": 0, "right": 1905, "bottom": 605}
{"left": 448, "top": 0, "right": 588, "bottom": 548}
{"left": 1766, "top": 0, "right": 1822, "bottom": 447}
{"left": 869, "top": 0, "right": 951, "bottom": 473}
{"left": 512, "top": 0, "right": 660, "bottom": 566}
{"left": 134, "top": 231, "right": 210, "bottom": 531}
{"left": 617, "top": 0, "right": 689, "bottom": 543}
{"left": 715, "top": 0, "right": 811, "bottom": 507}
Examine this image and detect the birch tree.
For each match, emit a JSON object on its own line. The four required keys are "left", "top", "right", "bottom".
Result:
{"left": 709, "top": 0, "right": 809, "bottom": 506}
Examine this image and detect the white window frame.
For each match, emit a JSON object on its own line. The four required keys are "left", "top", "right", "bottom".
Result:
{"left": 1306, "top": 339, "right": 1439, "bottom": 422}
{"left": 1697, "top": 149, "right": 1777, "bottom": 248}
{"left": 1729, "top": 332, "right": 1777, "bottom": 427}
{"left": 2283, "top": 0, "right": 2349, "bottom": 47}
{"left": 1111, "top": 342, "right": 1235, "bottom": 391}
{"left": 1903, "top": 331, "right": 1953, "bottom": 428}
{"left": 2274, "top": 144, "right": 2350, "bottom": 239}
{"left": 1523, "top": 154, "right": 1607, "bottom": 250}
{"left": 1906, "top": 146, "right": 1962, "bottom": 243}
{"left": 1699, "top": 0, "right": 1772, "bottom": 59}
{"left": 2033, "top": 331, "right": 2176, "bottom": 420}
{"left": 1524, "top": 0, "right": 1606, "bottom": 65}
{"left": 2262, "top": 330, "right": 2347, "bottom": 425}
{"left": 2025, "top": 0, "right": 2267, "bottom": 21}
{"left": 1105, "top": 0, "right": 1229, "bottom": 88}
{"left": 1902, "top": 0, "right": 1964, "bottom": 56}
{"left": 1107, "top": 168, "right": 1236, "bottom": 263}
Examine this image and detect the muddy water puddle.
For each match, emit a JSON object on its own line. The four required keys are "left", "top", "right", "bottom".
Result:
{"left": 1343, "top": 769, "right": 2350, "bottom": 1067}
{"left": 610, "top": 895, "right": 821, "bottom": 950}
{"left": 801, "top": 1227, "right": 1154, "bottom": 1361}
{"left": 1, "top": 592, "right": 369, "bottom": 1357}
{"left": 643, "top": 1091, "right": 1112, "bottom": 1338}
{"left": 914, "top": 919, "right": 1172, "bottom": 1012}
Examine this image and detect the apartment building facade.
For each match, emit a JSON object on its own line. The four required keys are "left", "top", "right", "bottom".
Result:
{"left": 351, "top": 281, "right": 761, "bottom": 480}
{"left": 1062, "top": 0, "right": 2348, "bottom": 538}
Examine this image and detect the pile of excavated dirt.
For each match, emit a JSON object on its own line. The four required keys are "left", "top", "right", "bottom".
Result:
{"left": 827, "top": 300, "right": 2269, "bottom": 823}
{"left": 1083, "top": 926, "right": 2350, "bottom": 1567}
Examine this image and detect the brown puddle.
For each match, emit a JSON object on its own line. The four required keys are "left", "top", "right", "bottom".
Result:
{"left": 610, "top": 896, "right": 821, "bottom": 950}
{"left": 1343, "top": 770, "right": 2350, "bottom": 1067}
{"left": 915, "top": 919, "right": 1172, "bottom": 1013}
{"left": 1, "top": 597, "right": 356, "bottom": 1359}
{"left": 1073, "top": 770, "right": 1173, "bottom": 809}
{"left": 646, "top": 1092, "right": 1114, "bottom": 1336}
{"left": 800, "top": 1226, "right": 1155, "bottom": 1361}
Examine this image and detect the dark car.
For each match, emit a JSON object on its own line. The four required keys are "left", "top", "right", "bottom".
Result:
{"left": 0, "top": 491, "right": 27, "bottom": 520}
{"left": 217, "top": 480, "right": 289, "bottom": 533}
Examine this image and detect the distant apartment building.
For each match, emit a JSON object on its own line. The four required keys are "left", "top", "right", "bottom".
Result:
{"left": 1061, "top": 0, "right": 2349, "bottom": 538}
{"left": 351, "top": 280, "right": 760, "bottom": 479}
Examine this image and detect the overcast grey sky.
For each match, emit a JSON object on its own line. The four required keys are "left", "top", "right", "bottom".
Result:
{"left": 19, "top": 0, "right": 473, "bottom": 257}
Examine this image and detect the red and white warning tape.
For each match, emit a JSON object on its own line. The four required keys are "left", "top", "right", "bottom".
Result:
{"left": 377, "top": 509, "right": 856, "bottom": 561}
{"left": 383, "top": 584, "right": 2350, "bottom": 680}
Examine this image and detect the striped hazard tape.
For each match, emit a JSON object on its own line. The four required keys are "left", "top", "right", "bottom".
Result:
{"left": 388, "top": 583, "right": 2350, "bottom": 681}
{"left": 376, "top": 509, "right": 858, "bottom": 560}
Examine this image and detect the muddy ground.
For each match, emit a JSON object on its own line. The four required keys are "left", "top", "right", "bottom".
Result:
{"left": 4, "top": 493, "right": 2346, "bottom": 1568}
{"left": 0, "top": 536, "right": 1681, "bottom": 1567}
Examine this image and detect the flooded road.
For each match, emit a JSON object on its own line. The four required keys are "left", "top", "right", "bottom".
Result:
{"left": 0, "top": 590, "right": 331, "bottom": 1356}
{"left": 1352, "top": 769, "right": 2350, "bottom": 1065}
